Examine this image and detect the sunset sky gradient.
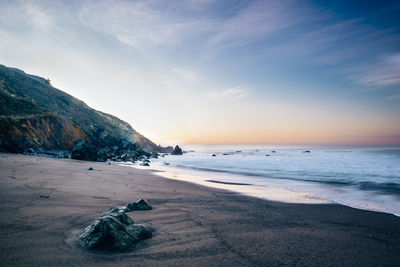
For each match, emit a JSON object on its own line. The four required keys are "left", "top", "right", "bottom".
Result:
{"left": 1, "top": 0, "right": 399, "bottom": 146}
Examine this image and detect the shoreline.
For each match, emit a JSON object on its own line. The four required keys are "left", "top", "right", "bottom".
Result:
{"left": 1, "top": 153, "right": 399, "bottom": 266}
{"left": 134, "top": 162, "right": 400, "bottom": 217}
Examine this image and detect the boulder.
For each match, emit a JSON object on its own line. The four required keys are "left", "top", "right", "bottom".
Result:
{"left": 78, "top": 208, "right": 152, "bottom": 251}
{"left": 71, "top": 140, "right": 97, "bottom": 161}
{"left": 170, "top": 145, "right": 183, "bottom": 155}
{"left": 122, "top": 199, "right": 152, "bottom": 212}
{"left": 96, "top": 151, "right": 107, "bottom": 162}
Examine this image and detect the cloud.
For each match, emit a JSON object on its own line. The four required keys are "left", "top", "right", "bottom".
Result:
{"left": 360, "top": 54, "right": 400, "bottom": 87}
{"left": 78, "top": 0, "right": 218, "bottom": 47}
{"left": 348, "top": 54, "right": 400, "bottom": 101}
{"left": 206, "top": 0, "right": 305, "bottom": 49}
{"left": 206, "top": 86, "right": 249, "bottom": 100}
{"left": 0, "top": 0, "right": 54, "bottom": 31}
{"left": 172, "top": 67, "right": 197, "bottom": 82}
{"left": 387, "top": 93, "right": 400, "bottom": 100}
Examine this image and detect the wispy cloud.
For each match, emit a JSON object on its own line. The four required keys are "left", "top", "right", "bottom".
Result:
{"left": 358, "top": 54, "right": 400, "bottom": 87}
{"left": 387, "top": 93, "right": 400, "bottom": 100}
{"left": 172, "top": 67, "right": 197, "bottom": 82}
{"left": 205, "top": 0, "right": 320, "bottom": 50}
{"left": 345, "top": 53, "right": 400, "bottom": 101}
{"left": 78, "top": 0, "right": 218, "bottom": 47}
{"left": 0, "top": 0, "right": 54, "bottom": 31}
{"left": 206, "top": 86, "right": 249, "bottom": 100}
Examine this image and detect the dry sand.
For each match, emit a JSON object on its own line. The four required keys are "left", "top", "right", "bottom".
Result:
{"left": 0, "top": 154, "right": 399, "bottom": 266}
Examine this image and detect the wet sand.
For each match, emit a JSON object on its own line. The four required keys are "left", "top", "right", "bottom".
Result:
{"left": 0, "top": 154, "right": 399, "bottom": 266}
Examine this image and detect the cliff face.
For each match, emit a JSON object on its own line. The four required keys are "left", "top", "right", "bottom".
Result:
{"left": 0, "top": 114, "right": 87, "bottom": 152}
{"left": 0, "top": 64, "right": 162, "bottom": 153}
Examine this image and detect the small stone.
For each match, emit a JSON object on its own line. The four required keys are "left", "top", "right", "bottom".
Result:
{"left": 88, "top": 167, "right": 94, "bottom": 170}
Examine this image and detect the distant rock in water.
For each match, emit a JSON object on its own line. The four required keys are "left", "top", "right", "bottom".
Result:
{"left": 170, "top": 145, "right": 183, "bottom": 155}
{"left": 303, "top": 150, "right": 311, "bottom": 153}
{"left": 212, "top": 154, "right": 216, "bottom": 157}
{"left": 78, "top": 207, "right": 152, "bottom": 251}
{"left": 71, "top": 140, "right": 97, "bottom": 161}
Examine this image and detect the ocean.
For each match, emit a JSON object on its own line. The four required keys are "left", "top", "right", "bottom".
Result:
{"left": 144, "top": 145, "right": 400, "bottom": 216}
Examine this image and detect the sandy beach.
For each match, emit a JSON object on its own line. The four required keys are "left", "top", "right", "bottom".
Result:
{"left": 0, "top": 154, "right": 399, "bottom": 266}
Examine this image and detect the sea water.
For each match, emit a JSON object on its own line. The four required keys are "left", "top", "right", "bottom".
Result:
{"left": 147, "top": 145, "right": 400, "bottom": 216}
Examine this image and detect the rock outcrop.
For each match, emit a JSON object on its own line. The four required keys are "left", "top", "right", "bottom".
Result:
{"left": 170, "top": 145, "right": 183, "bottom": 155}
{"left": 78, "top": 207, "right": 152, "bottom": 251}
{"left": 121, "top": 199, "right": 152, "bottom": 212}
{"left": 71, "top": 140, "right": 97, "bottom": 161}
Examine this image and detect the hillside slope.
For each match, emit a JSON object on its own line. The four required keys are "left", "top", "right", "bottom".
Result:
{"left": 0, "top": 64, "right": 164, "bottom": 153}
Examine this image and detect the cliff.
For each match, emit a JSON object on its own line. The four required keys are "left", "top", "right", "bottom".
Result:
{"left": 0, "top": 64, "right": 166, "bottom": 154}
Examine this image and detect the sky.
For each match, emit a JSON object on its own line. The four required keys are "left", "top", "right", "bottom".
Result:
{"left": 0, "top": 0, "right": 400, "bottom": 146}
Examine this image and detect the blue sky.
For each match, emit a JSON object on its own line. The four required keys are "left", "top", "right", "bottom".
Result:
{"left": 0, "top": 0, "right": 399, "bottom": 145}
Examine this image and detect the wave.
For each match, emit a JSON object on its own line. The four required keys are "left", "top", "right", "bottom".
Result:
{"left": 174, "top": 164, "right": 400, "bottom": 195}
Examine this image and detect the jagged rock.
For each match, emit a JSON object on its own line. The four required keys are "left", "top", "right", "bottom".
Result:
{"left": 71, "top": 140, "right": 97, "bottom": 161}
{"left": 158, "top": 145, "right": 173, "bottom": 153}
{"left": 122, "top": 199, "right": 152, "bottom": 212}
{"left": 78, "top": 208, "right": 152, "bottom": 251}
{"left": 171, "top": 145, "right": 183, "bottom": 155}
{"left": 96, "top": 152, "right": 107, "bottom": 162}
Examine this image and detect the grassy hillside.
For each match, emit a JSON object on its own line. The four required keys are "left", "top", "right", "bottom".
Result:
{"left": 0, "top": 64, "right": 162, "bottom": 153}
